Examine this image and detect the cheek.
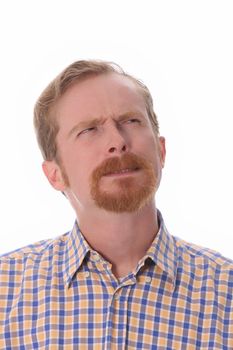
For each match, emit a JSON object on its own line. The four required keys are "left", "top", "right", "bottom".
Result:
{"left": 136, "top": 133, "right": 157, "bottom": 158}
{"left": 56, "top": 138, "right": 94, "bottom": 192}
{"left": 64, "top": 154, "right": 96, "bottom": 190}
{"left": 143, "top": 138, "right": 163, "bottom": 171}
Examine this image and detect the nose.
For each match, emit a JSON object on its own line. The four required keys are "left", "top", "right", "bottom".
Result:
{"left": 106, "top": 124, "right": 129, "bottom": 155}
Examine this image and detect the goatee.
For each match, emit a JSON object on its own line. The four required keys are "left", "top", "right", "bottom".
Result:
{"left": 90, "top": 153, "right": 157, "bottom": 213}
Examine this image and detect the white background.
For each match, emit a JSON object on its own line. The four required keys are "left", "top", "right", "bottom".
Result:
{"left": 0, "top": 1, "right": 232, "bottom": 257}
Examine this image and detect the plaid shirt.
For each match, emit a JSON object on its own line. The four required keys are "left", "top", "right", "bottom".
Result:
{"left": 1, "top": 212, "right": 233, "bottom": 349}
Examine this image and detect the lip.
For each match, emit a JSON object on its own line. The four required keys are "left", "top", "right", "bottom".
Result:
{"left": 104, "top": 169, "right": 140, "bottom": 177}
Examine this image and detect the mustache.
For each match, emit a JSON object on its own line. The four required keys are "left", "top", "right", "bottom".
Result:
{"left": 92, "top": 153, "right": 150, "bottom": 179}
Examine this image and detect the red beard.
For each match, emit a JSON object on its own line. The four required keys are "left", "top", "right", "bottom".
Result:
{"left": 90, "top": 153, "right": 157, "bottom": 213}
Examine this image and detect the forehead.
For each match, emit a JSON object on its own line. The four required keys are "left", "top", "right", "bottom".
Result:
{"left": 55, "top": 73, "right": 147, "bottom": 125}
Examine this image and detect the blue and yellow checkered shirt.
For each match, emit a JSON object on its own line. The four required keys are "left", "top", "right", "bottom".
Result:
{"left": 1, "top": 212, "right": 233, "bottom": 349}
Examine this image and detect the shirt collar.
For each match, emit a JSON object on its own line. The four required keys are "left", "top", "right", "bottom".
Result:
{"left": 63, "top": 210, "right": 177, "bottom": 287}
{"left": 144, "top": 210, "right": 177, "bottom": 284}
{"left": 63, "top": 221, "right": 91, "bottom": 288}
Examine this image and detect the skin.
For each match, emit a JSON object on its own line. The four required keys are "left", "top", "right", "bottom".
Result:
{"left": 43, "top": 73, "right": 166, "bottom": 278}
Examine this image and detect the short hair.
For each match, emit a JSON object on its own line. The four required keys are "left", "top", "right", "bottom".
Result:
{"left": 33, "top": 60, "right": 159, "bottom": 161}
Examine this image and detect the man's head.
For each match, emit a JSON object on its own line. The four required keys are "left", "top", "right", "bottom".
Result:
{"left": 34, "top": 60, "right": 159, "bottom": 162}
{"left": 34, "top": 60, "right": 165, "bottom": 214}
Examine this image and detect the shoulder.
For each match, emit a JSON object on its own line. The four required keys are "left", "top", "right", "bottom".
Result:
{"left": 0, "top": 231, "right": 70, "bottom": 272}
{"left": 174, "top": 235, "right": 233, "bottom": 279}
{"left": 0, "top": 231, "right": 71, "bottom": 327}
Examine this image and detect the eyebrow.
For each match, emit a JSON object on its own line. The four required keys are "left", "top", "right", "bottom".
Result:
{"left": 67, "top": 111, "right": 144, "bottom": 138}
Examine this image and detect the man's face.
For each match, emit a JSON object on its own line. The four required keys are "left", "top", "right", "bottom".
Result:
{"left": 45, "top": 73, "right": 166, "bottom": 213}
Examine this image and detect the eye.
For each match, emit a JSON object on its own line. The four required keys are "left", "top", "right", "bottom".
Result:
{"left": 77, "top": 127, "right": 96, "bottom": 137}
{"left": 124, "top": 118, "right": 141, "bottom": 124}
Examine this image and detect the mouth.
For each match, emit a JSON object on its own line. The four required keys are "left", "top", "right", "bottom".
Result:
{"left": 104, "top": 167, "right": 140, "bottom": 177}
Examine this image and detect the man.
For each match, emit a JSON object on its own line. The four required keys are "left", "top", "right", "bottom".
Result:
{"left": 0, "top": 60, "right": 232, "bottom": 349}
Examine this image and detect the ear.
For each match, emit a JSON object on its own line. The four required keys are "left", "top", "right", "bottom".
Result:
{"left": 158, "top": 136, "right": 166, "bottom": 168}
{"left": 42, "top": 160, "right": 67, "bottom": 191}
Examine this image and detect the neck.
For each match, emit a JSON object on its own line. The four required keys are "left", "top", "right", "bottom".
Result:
{"left": 75, "top": 202, "right": 159, "bottom": 278}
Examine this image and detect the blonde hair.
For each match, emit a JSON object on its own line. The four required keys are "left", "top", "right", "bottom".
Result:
{"left": 33, "top": 60, "right": 159, "bottom": 161}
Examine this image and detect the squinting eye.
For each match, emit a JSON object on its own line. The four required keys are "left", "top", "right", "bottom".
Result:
{"left": 77, "top": 127, "right": 96, "bottom": 136}
{"left": 125, "top": 118, "right": 140, "bottom": 124}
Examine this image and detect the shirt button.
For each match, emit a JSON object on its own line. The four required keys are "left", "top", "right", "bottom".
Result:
{"left": 92, "top": 254, "right": 101, "bottom": 262}
{"left": 145, "top": 276, "right": 152, "bottom": 283}
{"left": 84, "top": 271, "right": 90, "bottom": 278}
{"left": 114, "top": 293, "right": 120, "bottom": 300}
